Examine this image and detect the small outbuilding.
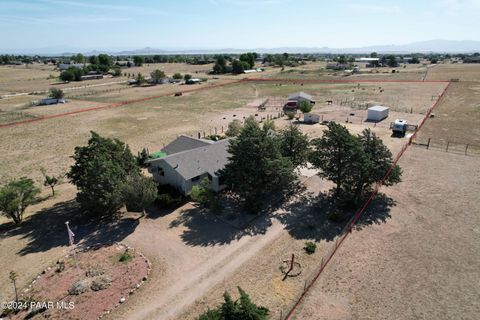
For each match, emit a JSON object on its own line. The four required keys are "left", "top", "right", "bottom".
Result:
{"left": 367, "top": 105, "right": 389, "bottom": 122}
{"left": 304, "top": 113, "right": 320, "bottom": 124}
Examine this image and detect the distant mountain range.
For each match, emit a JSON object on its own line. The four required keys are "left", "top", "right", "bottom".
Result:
{"left": 2, "top": 40, "right": 480, "bottom": 55}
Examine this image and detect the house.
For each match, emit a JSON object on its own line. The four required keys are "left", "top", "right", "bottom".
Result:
{"left": 38, "top": 98, "right": 66, "bottom": 106}
{"left": 186, "top": 78, "right": 202, "bottom": 84}
{"left": 58, "top": 63, "right": 85, "bottom": 71}
{"left": 161, "top": 135, "right": 214, "bottom": 155}
{"left": 288, "top": 92, "right": 315, "bottom": 105}
{"left": 355, "top": 57, "right": 380, "bottom": 63}
{"left": 80, "top": 74, "right": 103, "bottom": 81}
{"left": 463, "top": 56, "right": 480, "bottom": 63}
{"left": 148, "top": 137, "right": 230, "bottom": 195}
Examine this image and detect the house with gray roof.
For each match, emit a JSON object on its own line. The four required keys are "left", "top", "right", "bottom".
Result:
{"left": 161, "top": 135, "right": 214, "bottom": 155}
{"left": 148, "top": 138, "right": 230, "bottom": 195}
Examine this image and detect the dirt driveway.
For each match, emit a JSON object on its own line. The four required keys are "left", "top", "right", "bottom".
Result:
{"left": 107, "top": 204, "right": 286, "bottom": 320}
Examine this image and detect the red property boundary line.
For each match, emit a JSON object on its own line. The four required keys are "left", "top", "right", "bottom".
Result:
{"left": 0, "top": 80, "right": 244, "bottom": 128}
{"left": 0, "top": 77, "right": 450, "bottom": 129}
{"left": 284, "top": 80, "right": 452, "bottom": 320}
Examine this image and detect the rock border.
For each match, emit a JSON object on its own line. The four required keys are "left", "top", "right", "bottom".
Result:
{"left": 20, "top": 242, "right": 151, "bottom": 320}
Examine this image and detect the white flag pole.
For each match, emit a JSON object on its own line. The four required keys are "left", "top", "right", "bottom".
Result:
{"left": 65, "top": 221, "right": 76, "bottom": 263}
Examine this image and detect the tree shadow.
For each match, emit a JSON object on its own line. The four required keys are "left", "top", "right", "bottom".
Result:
{"left": 277, "top": 191, "right": 396, "bottom": 242}
{"left": 0, "top": 200, "right": 139, "bottom": 256}
{"left": 168, "top": 204, "right": 272, "bottom": 247}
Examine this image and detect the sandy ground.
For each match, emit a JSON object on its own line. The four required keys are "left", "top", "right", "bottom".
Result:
{"left": 293, "top": 148, "right": 480, "bottom": 320}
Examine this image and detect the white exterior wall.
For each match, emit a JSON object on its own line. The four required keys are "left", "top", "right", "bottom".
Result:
{"left": 367, "top": 108, "right": 389, "bottom": 121}
{"left": 149, "top": 162, "right": 224, "bottom": 195}
{"left": 149, "top": 162, "right": 187, "bottom": 193}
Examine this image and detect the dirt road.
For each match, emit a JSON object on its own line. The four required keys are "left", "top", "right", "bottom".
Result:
{"left": 116, "top": 217, "right": 285, "bottom": 320}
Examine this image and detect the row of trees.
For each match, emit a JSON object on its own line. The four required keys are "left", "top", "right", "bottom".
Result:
{"left": 220, "top": 117, "right": 401, "bottom": 212}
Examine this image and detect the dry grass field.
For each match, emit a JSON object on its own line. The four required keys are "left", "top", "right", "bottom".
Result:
{"left": 0, "top": 80, "right": 443, "bottom": 183}
{"left": 1, "top": 62, "right": 478, "bottom": 320}
{"left": 293, "top": 148, "right": 480, "bottom": 320}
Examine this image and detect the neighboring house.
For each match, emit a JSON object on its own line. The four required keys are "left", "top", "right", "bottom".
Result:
{"left": 148, "top": 136, "right": 229, "bottom": 195}
{"left": 355, "top": 57, "right": 380, "bottom": 63}
{"left": 80, "top": 74, "right": 103, "bottom": 81}
{"left": 463, "top": 56, "right": 480, "bottom": 63}
{"left": 58, "top": 63, "right": 85, "bottom": 71}
{"left": 38, "top": 98, "right": 66, "bottom": 106}
{"left": 288, "top": 92, "right": 315, "bottom": 105}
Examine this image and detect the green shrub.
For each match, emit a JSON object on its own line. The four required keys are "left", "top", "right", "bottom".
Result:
{"left": 196, "top": 287, "right": 268, "bottom": 320}
{"left": 304, "top": 241, "right": 317, "bottom": 254}
{"left": 286, "top": 112, "right": 295, "bottom": 120}
{"left": 118, "top": 249, "right": 132, "bottom": 262}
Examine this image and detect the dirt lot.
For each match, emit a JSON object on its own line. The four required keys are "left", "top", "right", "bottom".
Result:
{"left": 292, "top": 148, "right": 480, "bottom": 320}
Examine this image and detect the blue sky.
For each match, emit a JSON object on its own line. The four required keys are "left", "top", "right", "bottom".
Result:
{"left": 1, "top": 0, "right": 479, "bottom": 51}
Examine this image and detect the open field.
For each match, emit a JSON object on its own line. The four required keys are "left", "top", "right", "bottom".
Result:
{"left": 292, "top": 148, "right": 480, "bottom": 320}
{"left": 0, "top": 80, "right": 444, "bottom": 183}
{"left": 1, "top": 62, "right": 478, "bottom": 320}
{"left": 418, "top": 64, "right": 480, "bottom": 145}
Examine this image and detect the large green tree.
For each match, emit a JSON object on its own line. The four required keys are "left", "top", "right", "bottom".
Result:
{"left": 197, "top": 287, "right": 269, "bottom": 320}
{"left": 67, "top": 132, "right": 139, "bottom": 216}
{"left": 310, "top": 122, "right": 363, "bottom": 197}
{"left": 150, "top": 69, "right": 166, "bottom": 84}
{"left": 310, "top": 123, "right": 402, "bottom": 205}
{"left": 279, "top": 124, "right": 310, "bottom": 168}
{"left": 0, "top": 177, "right": 40, "bottom": 224}
{"left": 346, "top": 129, "right": 402, "bottom": 201}
{"left": 221, "top": 117, "right": 296, "bottom": 212}
{"left": 239, "top": 52, "right": 256, "bottom": 69}
{"left": 49, "top": 88, "right": 64, "bottom": 100}
{"left": 133, "top": 56, "right": 144, "bottom": 66}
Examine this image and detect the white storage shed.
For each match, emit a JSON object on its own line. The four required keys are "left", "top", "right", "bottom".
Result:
{"left": 367, "top": 106, "right": 389, "bottom": 122}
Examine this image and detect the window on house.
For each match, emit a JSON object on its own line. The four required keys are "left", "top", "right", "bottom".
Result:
{"left": 191, "top": 175, "right": 201, "bottom": 182}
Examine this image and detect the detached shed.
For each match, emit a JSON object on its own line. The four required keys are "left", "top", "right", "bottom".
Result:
{"left": 304, "top": 113, "right": 320, "bottom": 124}
{"left": 367, "top": 106, "right": 389, "bottom": 122}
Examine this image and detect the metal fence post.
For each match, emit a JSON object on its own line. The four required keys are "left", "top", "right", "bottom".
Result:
{"left": 427, "top": 138, "right": 431, "bottom": 150}
{"left": 446, "top": 141, "right": 450, "bottom": 152}
{"left": 465, "top": 144, "right": 469, "bottom": 155}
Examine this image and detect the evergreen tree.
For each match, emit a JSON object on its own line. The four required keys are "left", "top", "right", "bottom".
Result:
{"left": 196, "top": 287, "right": 268, "bottom": 320}
{"left": 221, "top": 117, "right": 296, "bottom": 212}
{"left": 67, "top": 132, "right": 139, "bottom": 216}
{"left": 279, "top": 124, "right": 310, "bottom": 168}
{"left": 310, "top": 122, "right": 363, "bottom": 197}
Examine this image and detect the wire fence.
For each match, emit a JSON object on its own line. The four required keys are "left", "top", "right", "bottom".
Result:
{"left": 412, "top": 137, "right": 480, "bottom": 156}
{"left": 278, "top": 81, "right": 451, "bottom": 320}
